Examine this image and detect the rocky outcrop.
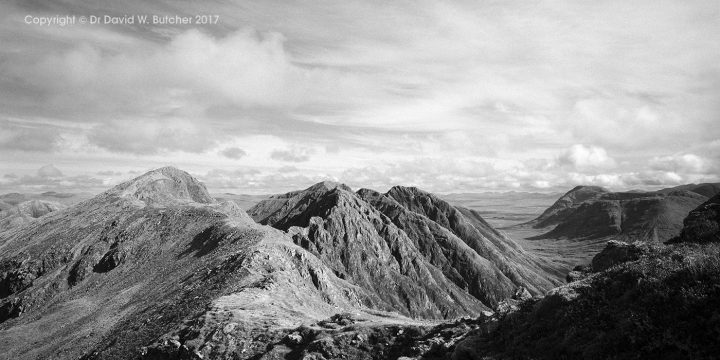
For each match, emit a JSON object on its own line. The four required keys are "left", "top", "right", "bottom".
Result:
{"left": 590, "top": 240, "right": 643, "bottom": 272}
{"left": 668, "top": 194, "right": 720, "bottom": 244}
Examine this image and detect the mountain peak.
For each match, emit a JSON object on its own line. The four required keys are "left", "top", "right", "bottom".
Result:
{"left": 306, "top": 181, "right": 352, "bottom": 193}
{"left": 566, "top": 185, "right": 609, "bottom": 196}
{"left": 107, "top": 166, "right": 215, "bottom": 206}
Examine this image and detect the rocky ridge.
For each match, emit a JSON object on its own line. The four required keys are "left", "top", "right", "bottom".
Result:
{"left": 0, "top": 167, "right": 384, "bottom": 359}
{"left": 250, "top": 183, "right": 559, "bottom": 314}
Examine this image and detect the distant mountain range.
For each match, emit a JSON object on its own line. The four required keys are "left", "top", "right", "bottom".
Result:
{"left": 0, "top": 192, "right": 93, "bottom": 232}
{"left": 519, "top": 183, "right": 720, "bottom": 243}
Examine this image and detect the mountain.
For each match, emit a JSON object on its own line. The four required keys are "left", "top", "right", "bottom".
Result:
{"left": 525, "top": 186, "right": 609, "bottom": 229}
{"left": 521, "top": 183, "right": 720, "bottom": 243}
{"left": 0, "top": 191, "right": 94, "bottom": 232}
{"left": 0, "top": 167, "right": 387, "bottom": 359}
{"left": 249, "top": 183, "right": 560, "bottom": 313}
{"left": 270, "top": 192, "right": 720, "bottom": 360}
{"left": 0, "top": 199, "right": 65, "bottom": 232}
{"left": 0, "top": 167, "right": 560, "bottom": 360}
{"left": 432, "top": 193, "right": 720, "bottom": 360}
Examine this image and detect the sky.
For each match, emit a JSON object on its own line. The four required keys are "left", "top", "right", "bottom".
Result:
{"left": 0, "top": 0, "right": 718, "bottom": 195}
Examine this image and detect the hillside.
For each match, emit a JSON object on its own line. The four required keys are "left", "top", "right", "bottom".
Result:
{"left": 520, "top": 183, "right": 720, "bottom": 243}
{"left": 0, "top": 167, "right": 391, "bottom": 359}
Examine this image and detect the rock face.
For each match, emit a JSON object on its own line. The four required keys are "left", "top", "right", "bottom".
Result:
{"left": 523, "top": 183, "right": 720, "bottom": 242}
{"left": 668, "top": 194, "right": 720, "bottom": 244}
{"left": 249, "top": 183, "right": 559, "bottom": 315}
{"left": 0, "top": 167, "right": 380, "bottom": 360}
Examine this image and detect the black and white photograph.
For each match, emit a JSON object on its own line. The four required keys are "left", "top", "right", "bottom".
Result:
{"left": 1, "top": 1, "right": 719, "bottom": 359}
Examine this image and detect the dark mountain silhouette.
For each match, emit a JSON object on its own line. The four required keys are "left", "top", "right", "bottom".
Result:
{"left": 520, "top": 183, "right": 720, "bottom": 243}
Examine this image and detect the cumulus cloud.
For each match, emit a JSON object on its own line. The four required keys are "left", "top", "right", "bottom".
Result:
{"left": 6, "top": 27, "right": 366, "bottom": 122}
{"left": 220, "top": 147, "right": 247, "bottom": 160}
{"left": 0, "top": 1, "right": 719, "bottom": 193}
{"left": 650, "top": 154, "right": 709, "bottom": 174}
{"left": 557, "top": 144, "right": 616, "bottom": 171}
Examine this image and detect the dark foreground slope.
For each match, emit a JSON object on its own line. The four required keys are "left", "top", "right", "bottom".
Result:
{"left": 520, "top": 183, "right": 720, "bottom": 243}
{"left": 0, "top": 168, "right": 388, "bottom": 359}
{"left": 249, "top": 183, "right": 559, "bottom": 313}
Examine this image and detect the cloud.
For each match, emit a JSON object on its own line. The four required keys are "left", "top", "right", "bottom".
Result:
{"left": 220, "top": 147, "right": 247, "bottom": 160}
{"left": 649, "top": 154, "right": 710, "bottom": 174}
{"left": 270, "top": 148, "right": 313, "bottom": 162}
{"left": 199, "top": 168, "right": 333, "bottom": 194}
{"left": 37, "top": 164, "right": 63, "bottom": 178}
{"left": 0, "top": 120, "right": 62, "bottom": 152}
{"left": 4, "top": 26, "right": 367, "bottom": 122}
{"left": 0, "top": 1, "right": 718, "bottom": 193}
{"left": 0, "top": 165, "right": 104, "bottom": 193}
{"left": 557, "top": 144, "right": 616, "bottom": 171}
{"left": 87, "top": 119, "right": 218, "bottom": 154}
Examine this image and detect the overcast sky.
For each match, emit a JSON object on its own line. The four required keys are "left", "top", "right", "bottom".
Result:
{"left": 1, "top": 0, "right": 718, "bottom": 194}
